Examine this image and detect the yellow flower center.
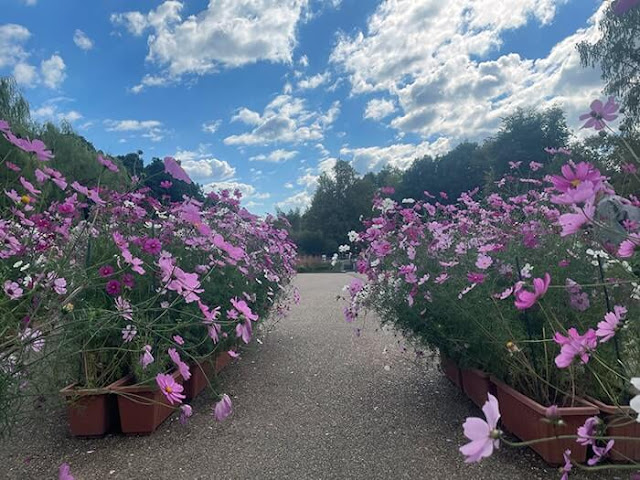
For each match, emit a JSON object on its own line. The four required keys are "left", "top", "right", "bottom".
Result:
{"left": 20, "top": 195, "right": 31, "bottom": 204}
{"left": 570, "top": 179, "right": 581, "bottom": 188}
{"left": 165, "top": 386, "right": 173, "bottom": 394}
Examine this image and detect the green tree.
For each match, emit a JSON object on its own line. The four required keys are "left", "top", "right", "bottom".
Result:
{"left": 577, "top": 5, "right": 640, "bottom": 131}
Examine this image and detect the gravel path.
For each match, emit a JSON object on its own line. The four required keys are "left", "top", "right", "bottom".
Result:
{"left": 1, "top": 273, "right": 611, "bottom": 479}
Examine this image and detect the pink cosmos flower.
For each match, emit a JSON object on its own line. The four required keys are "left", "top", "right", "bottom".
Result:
{"left": 549, "top": 162, "right": 604, "bottom": 193}
{"left": 514, "top": 273, "right": 551, "bottom": 310}
{"left": 168, "top": 348, "right": 192, "bottom": 381}
{"left": 4, "top": 280, "right": 23, "bottom": 300}
{"left": 228, "top": 349, "right": 240, "bottom": 359}
{"left": 434, "top": 273, "right": 449, "bottom": 284}
{"left": 580, "top": 97, "right": 619, "bottom": 130}
{"left": 142, "top": 237, "right": 162, "bottom": 255}
{"left": 236, "top": 320, "right": 253, "bottom": 344}
{"left": 121, "top": 324, "right": 137, "bottom": 343}
{"left": 588, "top": 440, "right": 614, "bottom": 466}
{"left": 577, "top": 416, "right": 600, "bottom": 446}
{"left": 558, "top": 203, "right": 595, "bottom": 236}
{"left": 467, "top": 272, "right": 486, "bottom": 284}
{"left": 115, "top": 296, "right": 133, "bottom": 321}
{"left": 156, "top": 373, "right": 185, "bottom": 405}
{"left": 475, "top": 254, "right": 493, "bottom": 270}
{"left": 122, "top": 273, "right": 135, "bottom": 288}
{"left": 596, "top": 305, "right": 627, "bottom": 343}
{"left": 53, "top": 277, "right": 67, "bottom": 295}
{"left": 493, "top": 287, "right": 514, "bottom": 300}
{"left": 508, "top": 161, "right": 522, "bottom": 170}
{"left": 59, "top": 463, "right": 75, "bottom": 480}
{"left": 230, "top": 297, "right": 259, "bottom": 321}
{"left": 99, "top": 265, "right": 114, "bottom": 277}
{"left": 459, "top": 394, "right": 501, "bottom": 463}
{"left": 614, "top": 0, "right": 640, "bottom": 15}
{"left": 17, "top": 138, "right": 54, "bottom": 161}
{"left": 560, "top": 450, "right": 572, "bottom": 480}
{"left": 163, "top": 157, "right": 192, "bottom": 184}
{"left": 160, "top": 180, "right": 173, "bottom": 189}
{"left": 622, "top": 163, "right": 638, "bottom": 174}
{"left": 553, "top": 328, "right": 597, "bottom": 368}
{"left": 179, "top": 404, "right": 193, "bottom": 425}
{"left": 97, "top": 155, "right": 119, "bottom": 172}
{"left": 106, "top": 279, "right": 121, "bottom": 296}
{"left": 0, "top": 119, "right": 10, "bottom": 133}
{"left": 173, "top": 335, "right": 185, "bottom": 345}
{"left": 213, "top": 394, "right": 233, "bottom": 421}
{"left": 5, "top": 161, "right": 20, "bottom": 172}
{"left": 20, "top": 177, "right": 41, "bottom": 196}
{"left": 618, "top": 233, "right": 640, "bottom": 258}
{"left": 529, "top": 161, "right": 543, "bottom": 172}
{"left": 140, "top": 345, "right": 154, "bottom": 369}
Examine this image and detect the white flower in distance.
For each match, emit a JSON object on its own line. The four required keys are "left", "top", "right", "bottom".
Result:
{"left": 631, "top": 378, "right": 640, "bottom": 422}
{"left": 348, "top": 230, "right": 359, "bottom": 243}
{"left": 338, "top": 244, "right": 350, "bottom": 253}
{"left": 401, "top": 198, "right": 415, "bottom": 204}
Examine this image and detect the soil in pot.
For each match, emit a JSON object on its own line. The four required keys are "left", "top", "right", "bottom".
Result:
{"left": 60, "top": 384, "right": 118, "bottom": 437}
{"left": 440, "top": 354, "right": 462, "bottom": 389}
{"left": 110, "top": 371, "right": 183, "bottom": 435}
{"left": 492, "top": 377, "right": 599, "bottom": 465}
{"left": 461, "top": 369, "right": 494, "bottom": 408}
{"left": 587, "top": 396, "right": 640, "bottom": 462}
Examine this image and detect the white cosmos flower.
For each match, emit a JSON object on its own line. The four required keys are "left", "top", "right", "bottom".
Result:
{"left": 630, "top": 378, "right": 640, "bottom": 422}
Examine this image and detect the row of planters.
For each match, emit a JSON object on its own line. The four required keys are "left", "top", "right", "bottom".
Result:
{"left": 342, "top": 96, "right": 640, "bottom": 474}
{"left": 0, "top": 119, "right": 298, "bottom": 443}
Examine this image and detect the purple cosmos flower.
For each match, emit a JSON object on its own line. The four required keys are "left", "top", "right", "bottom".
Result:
{"left": 553, "top": 328, "right": 597, "bottom": 368}
{"left": 163, "top": 157, "right": 192, "bottom": 184}
{"left": 549, "top": 162, "right": 605, "bottom": 193}
{"left": 142, "top": 237, "right": 162, "bottom": 255}
{"left": 466, "top": 272, "right": 486, "bottom": 284}
{"left": 4, "top": 280, "right": 23, "bottom": 300}
{"left": 558, "top": 203, "right": 595, "bottom": 236}
{"left": 53, "top": 277, "right": 67, "bottom": 295}
{"left": 0, "top": 120, "right": 10, "bottom": 133}
{"left": 122, "top": 273, "right": 135, "bottom": 289}
{"left": 173, "top": 335, "right": 184, "bottom": 345}
{"left": 614, "top": 0, "right": 640, "bottom": 15}
{"left": 179, "top": 404, "right": 193, "bottom": 425}
{"left": 475, "top": 254, "right": 493, "bottom": 270}
{"left": 121, "top": 324, "right": 137, "bottom": 343}
{"left": 434, "top": 273, "right": 449, "bottom": 284}
{"left": 213, "top": 394, "right": 233, "bottom": 421}
{"left": 529, "top": 161, "right": 543, "bottom": 172}
{"left": 577, "top": 416, "right": 600, "bottom": 446}
{"left": 227, "top": 349, "right": 240, "bottom": 359}
{"left": 97, "top": 155, "right": 119, "bottom": 173}
{"left": 459, "top": 394, "right": 501, "bottom": 463}
{"left": 115, "top": 296, "right": 133, "bottom": 321}
{"left": 140, "top": 345, "right": 154, "bottom": 369}
{"left": 514, "top": 273, "right": 551, "bottom": 310}
{"left": 618, "top": 233, "right": 640, "bottom": 258}
{"left": 588, "top": 440, "right": 614, "bottom": 466}
{"left": 579, "top": 97, "right": 619, "bottom": 130}
{"left": 106, "top": 279, "right": 121, "bottom": 296}
{"left": 5, "top": 161, "right": 20, "bottom": 172}
{"left": 168, "top": 348, "right": 191, "bottom": 381}
{"left": 230, "top": 297, "right": 259, "bottom": 321}
{"left": 156, "top": 373, "right": 185, "bottom": 405}
{"left": 160, "top": 180, "right": 173, "bottom": 189}
{"left": 59, "top": 463, "right": 75, "bottom": 480}
{"left": 596, "top": 305, "right": 627, "bottom": 343}
{"left": 99, "top": 265, "right": 114, "bottom": 277}
{"left": 560, "top": 450, "right": 572, "bottom": 480}
{"left": 236, "top": 320, "right": 252, "bottom": 344}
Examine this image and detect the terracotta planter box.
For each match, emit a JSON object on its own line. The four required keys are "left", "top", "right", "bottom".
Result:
{"left": 60, "top": 384, "right": 117, "bottom": 437}
{"left": 183, "top": 358, "right": 215, "bottom": 400}
{"left": 588, "top": 396, "right": 640, "bottom": 462}
{"left": 492, "top": 378, "right": 599, "bottom": 465}
{"left": 461, "top": 369, "right": 494, "bottom": 408}
{"left": 111, "top": 371, "right": 183, "bottom": 435}
{"left": 215, "top": 351, "right": 232, "bottom": 374}
{"left": 440, "top": 354, "right": 462, "bottom": 389}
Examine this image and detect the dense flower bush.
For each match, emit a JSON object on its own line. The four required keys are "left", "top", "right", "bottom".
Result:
{"left": 343, "top": 96, "right": 640, "bottom": 472}
{"left": 0, "top": 119, "right": 297, "bottom": 433}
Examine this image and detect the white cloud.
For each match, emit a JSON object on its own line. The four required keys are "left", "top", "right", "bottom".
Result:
{"left": 298, "top": 55, "right": 309, "bottom": 68}
{"left": 40, "top": 55, "right": 66, "bottom": 89}
{"left": 13, "top": 62, "right": 37, "bottom": 87}
{"left": 250, "top": 149, "right": 298, "bottom": 163}
{"left": 331, "top": 0, "right": 602, "bottom": 143}
{"left": 284, "top": 182, "right": 294, "bottom": 189}
{"left": 105, "top": 119, "right": 165, "bottom": 142}
{"left": 112, "top": 0, "right": 309, "bottom": 83}
{"left": 130, "top": 74, "right": 172, "bottom": 94}
{"left": 203, "top": 180, "right": 270, "bottom": 203}
{"left": 173, "top": 145, "right": 236, "bottom": 184}
{"left": 297, "top": 71, "right": 330, "bottom": 90}
{"left": 224, "top": 95, "right": 340, "bottom": 146}
{"left": 0, "top": 24, "right": 30, "bottom": 69}
{"left": 364, "top": 98, "right": 395, "bottom": 120}
{"left": 32, "top": 98, "right": 83, "bottom": 124}
{"left": 73, "top": 30, "right": 94, "bottom": 51}
{"left": 340, "top": 138, "right": 451, "bottom": 172}
{"left": 276, "top": 190, "right": 313, "bottom": 211}
{"left": 21, "top": 0, "right": 37, "bottom": 5}
{"left": 202, "top": 119, "right": 222, "bottom": 133}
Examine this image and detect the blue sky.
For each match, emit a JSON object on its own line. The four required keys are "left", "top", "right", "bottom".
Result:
{"left": 1, "top": 0, "right": 606, "bottom": 213}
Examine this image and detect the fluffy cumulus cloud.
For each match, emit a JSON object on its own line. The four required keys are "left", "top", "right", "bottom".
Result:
{"left": 341, "top": 138, "right": 451, "bottom": 172}
{"left": 0, "top": 24, "right": 30, "bottom": 69}
{"left": 73, "top": 30, "right": 94, "bottom": 51}
{"left": 331, "top": 0, "right": 605, "bottom": 142}
{"left": 224, "top": 95, "right": 340, "bottom": 146}
{"left": 40, "top": 55, "right": 66, "bottom": 89}
{"left": 250, "top": 149, "right": 298, "bottom": 163}
{"left": 112, "top": 0, "right": 309, "bottom": 84}
{"left": 276, "top": 190, "right": 313, "bottom": 211}
{"left": 278, "top": 156, "right": 337, "bottom": 211}
{"left": 32, "top": 98, "right": 83, "bottom": 124}
{"left": 364, "top": 98, "right": 395, "bottom": 120}
{"left": 173, "top": 146, "right": 236, "bottom": 182}
{"left": 297, "top": 71, "right": 331, "bottom": 90}
{"left": 202, "top": 119, "right": 222, "bottom": 133}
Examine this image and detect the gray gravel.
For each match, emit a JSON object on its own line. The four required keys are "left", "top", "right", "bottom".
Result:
{"left": 0, "top": 273, "right": 615, "bottom": 479}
